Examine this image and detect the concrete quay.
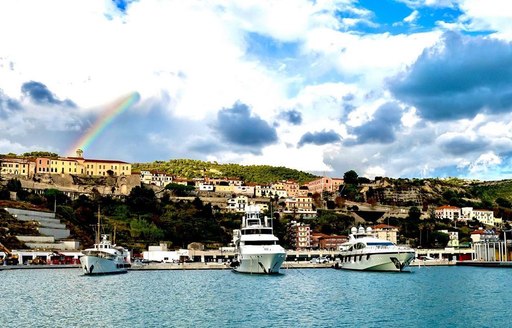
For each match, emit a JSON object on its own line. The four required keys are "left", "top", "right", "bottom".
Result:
{"left": 0, "top": 264, "right": 80, "bottom": 270}
{"left": 130, "top": 261, "right": 333, "bottom": 271}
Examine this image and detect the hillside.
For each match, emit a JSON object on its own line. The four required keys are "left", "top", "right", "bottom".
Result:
{"left": 132, "top": 159, "right": 319, "bottom": 184}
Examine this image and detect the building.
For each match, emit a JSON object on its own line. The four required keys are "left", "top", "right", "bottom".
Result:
{"left": 435, "top": 205, "right": 461, "bottom": 221}
{"left": 311, "top": 233, "right": 347, "bottom": 250}
{"left": 282, "top": 180, "right": 300, "bottom": 197}
{"left": 233, "top": 185, "right": 255, "bottom": 197}
{"left": 0, "top": 158, "right": 35, "bottom": 178}
{"left": 140, "top": 170, "right": 172, "bottom": 187}
{"left": 34, "top": 150, "right": 131, "bottom": 177}
{"left": 438, "top": 229, "right": 459, "bottom": 247}
{"left": 283, "top": 196, "right": 316, "bottom": 218}
{"left": 226, "top": 195, "right": 249, "bottom": 212}
{"left": 288, "top": 221, "right": 311, "bottom": 250}
{"left": 306, "top": 176, "right": 344, "bottom": 195}
{"left": 460, "top": 207, "right": 501, "bottom": 227}
{"left": 372, "top": 224, "right": 399, "bottom": 244}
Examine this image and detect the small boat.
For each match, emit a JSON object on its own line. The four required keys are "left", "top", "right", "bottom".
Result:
{"left": 80, "top": 210, "right": 131, "bottom": 275}
{"left": 231, "top": 204, "right": 286, "bottom": 274}
{"left": 335, "top": 226, "right": 415, "bottom": 272}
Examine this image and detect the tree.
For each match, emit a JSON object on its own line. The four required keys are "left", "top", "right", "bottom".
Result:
{"left": 343, "top": 170, "right": 359, "bottom": 185}
{"left": 408, "top": 206, "right": 422, "bottom": 221}
{"left": 6, "top": 179, "right": 22, "bottom": 192}
{"left": 126, "top": 186, "right": 158, "bottom": 214}
{"left": 164, "top": 183, "right": 195, "bottom": 196}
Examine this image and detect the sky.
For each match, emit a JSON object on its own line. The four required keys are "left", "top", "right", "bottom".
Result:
{"left": 1, "top": 0, "right": 512, "bottom": 181}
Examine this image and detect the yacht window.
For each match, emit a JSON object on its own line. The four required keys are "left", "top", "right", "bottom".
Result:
{"left": 354, "top": 243, "right": 366, "bottom": 250}
{"left": 367, "top": 242, "right": 393, "bottom": 246}
{"left": 242, "top": 228, "right": 273, "bottom": 235}
{"left": 244, "top": 240, "right": 275, "bottom": 245}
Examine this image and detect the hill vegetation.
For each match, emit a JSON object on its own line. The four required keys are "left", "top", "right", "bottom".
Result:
{"left": 132, "top": 159, "right": 318, "bottom": 184}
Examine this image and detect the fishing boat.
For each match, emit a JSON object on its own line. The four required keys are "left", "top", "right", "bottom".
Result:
{"left": 230, "top": 204, "right": 286, "bottom": 274}
{"left": 80, "top": 210, "right": 131, "bottom": 275}
{"left": 336, "top": 226, "right": 415, "bottom": 272}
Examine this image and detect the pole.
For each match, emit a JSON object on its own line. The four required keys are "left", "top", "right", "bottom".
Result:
{"left": 505, "top": 230, "right": 508, "bottom": 262}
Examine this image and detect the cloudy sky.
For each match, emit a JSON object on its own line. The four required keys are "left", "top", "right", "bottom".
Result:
{"left": 1, "top": 0, "right": 512, "bottom": 180}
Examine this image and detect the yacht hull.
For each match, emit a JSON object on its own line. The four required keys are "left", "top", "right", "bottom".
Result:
{"left": 337, "top": 251, "right": 415, "bottom": 272}
{"left": 81, "top": 255, "right": 129, "bottom": 275}
{"left": 233, "top": 246, "right": 286, "bottom": 274}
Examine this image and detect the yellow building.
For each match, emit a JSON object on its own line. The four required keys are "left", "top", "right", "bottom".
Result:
{"left": 0, "top": 158, "right": 35, "bottom": 178}
{"left": 50, "top": 158, "right": 83, "bottom": 174}
{"left": 35, "top": 149, "right": 131, "bottom": 177}
{"left": 80, "top": 158, "right": 131, "bottom": 176}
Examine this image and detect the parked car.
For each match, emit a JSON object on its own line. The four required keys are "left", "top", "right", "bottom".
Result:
{"left": 310, "top": 257, "right": 329, "bottom": 264}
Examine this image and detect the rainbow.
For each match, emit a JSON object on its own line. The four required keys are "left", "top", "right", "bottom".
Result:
{"left": 67, "top": 92, "right": 141, "bottom": 156}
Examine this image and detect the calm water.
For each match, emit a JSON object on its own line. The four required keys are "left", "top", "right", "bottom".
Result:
{"left": 1, "top": 266, "right": 511, "bottom": 327}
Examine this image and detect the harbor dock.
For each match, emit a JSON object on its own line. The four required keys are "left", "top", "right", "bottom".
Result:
{"left": 130, "top": 261, "right": 333, "bottom": 271}
{"left": 456, "top": 260, "right": 512, "bottom": 268}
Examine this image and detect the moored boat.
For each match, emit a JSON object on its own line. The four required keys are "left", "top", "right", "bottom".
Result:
{"left": 335, "top": 226, "right": 415, "bottom": 272}
{"left": 81, "top": 234, "right": 131, "bottom": 275}
{"left": 231, "top": 204, "right": 286, "bottom": 274}
{"left": 80, "top": 209, "right": 130, "bottom": 275}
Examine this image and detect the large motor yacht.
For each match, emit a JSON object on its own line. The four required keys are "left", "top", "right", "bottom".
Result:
{"left": 231, "top": 205, "right": 286, "bottom": 274}
{"left": 81, "top": 234, "right": 131, "bottom": 275}
{"left": 336, "top": 226, "right": 415, "bottom": 272}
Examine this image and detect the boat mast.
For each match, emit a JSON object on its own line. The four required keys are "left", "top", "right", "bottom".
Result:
{"left": 96, "top": 206, "right": 101, "bottom": 245}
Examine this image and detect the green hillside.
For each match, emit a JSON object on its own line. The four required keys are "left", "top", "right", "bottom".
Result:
{"left": 132, "top": 159, "right": 319, "bottom": 184}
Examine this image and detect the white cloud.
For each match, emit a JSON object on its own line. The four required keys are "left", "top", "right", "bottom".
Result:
{"left": 457, "top": 0, "right": 512, "bottom": 39}
{"left": 467, "top": 151, "right": 502, "bottom": 175}
{"left": 404, "top": 10, "right": 419, "bottom": 23}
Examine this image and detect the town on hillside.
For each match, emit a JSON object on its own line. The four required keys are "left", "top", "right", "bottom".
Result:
{"left": 1, "top": 149, "right": 511, "bottom": 265}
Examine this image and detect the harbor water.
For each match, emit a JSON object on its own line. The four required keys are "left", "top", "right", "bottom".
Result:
{"left": 1, "top": 266, "right": 511, "bottom": 327}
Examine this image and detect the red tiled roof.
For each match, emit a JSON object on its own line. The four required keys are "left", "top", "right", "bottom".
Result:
{"left": 372, "top": 224, "right": 398, "bottom": 230}
{"left": 436, "top": 205, "right": 460, "bottom": 210}
{"left": 67, "top": 157, "right": 130, "bottom": 164}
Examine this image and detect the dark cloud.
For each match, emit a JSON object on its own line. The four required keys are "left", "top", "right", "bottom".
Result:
{"left": 342, "top": 93, "right": 355, "bottom": 101}
{"left": 0, "top": 90, "right": 22, "bottom": 118}
{"left": 298, "top": 130, "right": 341, "bottom": 147}
{"left": 346, "top": 102, "right": 402, "bottom": 145}
{"left": 389, "top": 31, "right": 512, "bottom": 121}
{"left": 214, "top": 102, "right": 278, "bottom": 149}
{"left": 21, "top": 81, "right": 76, "bottom": 107}
{"left": 438, "top": 135, "right": 489, "bottom": 156}
{"left": 279, "top": 110, "right": 302, "bottom": 125}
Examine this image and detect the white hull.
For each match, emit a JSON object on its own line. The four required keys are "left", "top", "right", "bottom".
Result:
{"left": 233, "top": 246, "right": 286, "bottom": 274}
{"left": 337, "top": 251, "right": 415, "bottom": 272}
{"left": 81, "top": 255, "right": 129, "bottom": 275}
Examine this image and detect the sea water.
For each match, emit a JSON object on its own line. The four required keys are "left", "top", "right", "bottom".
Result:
{"left": 0, "top": 266, "right": 511, "bottom": 328}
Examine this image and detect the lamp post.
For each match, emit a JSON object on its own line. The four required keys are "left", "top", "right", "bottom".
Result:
{"left": 504, "top": 229, "right": 511, "bottom": 262}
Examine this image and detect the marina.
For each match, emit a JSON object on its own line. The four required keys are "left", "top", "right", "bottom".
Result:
{"left": 2, "top": 266, "right": 512, "bottom": 327}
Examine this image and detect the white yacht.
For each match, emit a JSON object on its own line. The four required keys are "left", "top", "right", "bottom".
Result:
{"left": 231, "top": 205, "right": 286, "bottom": 274}
{"left": 81, "top": 234, "right": 131, "bottom": 275}
{"left": 336, "top": 226, "right": 415, "bottom": 272}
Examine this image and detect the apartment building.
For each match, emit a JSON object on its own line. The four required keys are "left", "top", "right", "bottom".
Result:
{"left": 306, "top": 176, "right": 344, "bottom": 194}
{"left": 0, "top": 158, "right": 35, "bottom": 178}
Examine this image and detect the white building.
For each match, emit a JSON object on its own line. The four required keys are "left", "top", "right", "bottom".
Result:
{"left": 226, "top": 195, "right": 249, "bottom": 212}
{"left": 142, "top": 244, "right": 190, "bottom": 263}
{"left": 435, "top": 205, "right": 461, "bottom": 221}
{"left": 140, "top": 170, "right": 173, "bottom": 187}
{"left": 233, "top": 185, "right": 255, "bottom": 197}
{"left": 198, "top": 183, "right": 215, "bottom": 192}
{"left": 459, "top": 207, "right": 501, "bottom": 227}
